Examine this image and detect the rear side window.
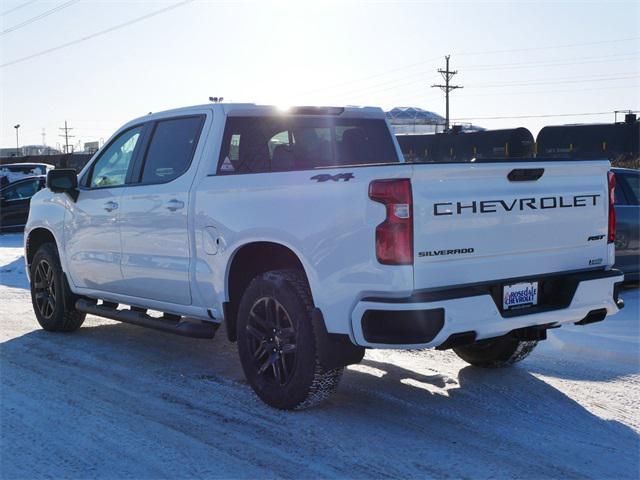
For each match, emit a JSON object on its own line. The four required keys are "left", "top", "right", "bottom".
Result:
{"left": 140, "top": 116, "right": 204, "bottom": 184}
{"left": 217, "top": 116, "right": 398, "bottom": 174}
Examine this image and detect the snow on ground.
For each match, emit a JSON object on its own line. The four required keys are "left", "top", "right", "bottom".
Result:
{"left": 1, "top": 232, "right": 638, "bottom": 479}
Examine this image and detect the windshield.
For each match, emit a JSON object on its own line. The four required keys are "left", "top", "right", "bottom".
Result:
{"left": 218, "top": 116, "right": 399, "bottom": 174}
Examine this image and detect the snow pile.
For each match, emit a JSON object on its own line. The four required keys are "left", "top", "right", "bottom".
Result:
{"left": 0, "top": 234, "right": 28, "bottom": 289}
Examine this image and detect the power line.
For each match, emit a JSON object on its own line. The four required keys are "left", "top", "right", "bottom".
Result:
{"left": 1, "top": 0, "right": 81, "bottom": 36}
{"left": 1, "top": 0, "right": 38, "bottom": 16}
{"left": 462, "top": 52, "right": 640, "bottom": 71}
{"left": 327, "top": 53, "right": 639, "bottom": 102}
{"left": 301, "top": 36, "right": 639, "bottom": 97}
{"left": 470, "top": 70, "right": 639, "bottom": 83}
{"left": 467, "top": 74, "right": 639, "bottom": 88}
{"left": 431, "top": 55, "right": 463, "bottom": 132}
{"left": 454, "top": 83, "right": 639, "bottom": 98}
{"left": 451, "top": 111, "right": 630, "bottom": 121}
{"left": 345, "top": 70, "right": 639, "bottom": 102}
{"left": 370, "top": 73, "right": 637, "bottom": 99}
{"left": 455, "top": 36, "right": 640, "bottom": 57}
{"left": 313, "top": 67, "right": 637, "bottom": 107}
{"left": 1, "top": 0, "right": 195, "bottom": 68}
{"left": 299, "top": 55, "right": 444, "bottom": 95}
{"left": 332, "top": 75, "right": 441, "bottom": 103}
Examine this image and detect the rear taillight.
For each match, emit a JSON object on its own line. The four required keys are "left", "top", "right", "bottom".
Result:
{"left": 369, "top": 179, "right": 413, "bottom": 265}
{"left": 608, "top": 171, "right": 616, "bottom": 243}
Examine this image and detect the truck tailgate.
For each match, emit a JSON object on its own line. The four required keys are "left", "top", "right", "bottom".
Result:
{"left": 411, "top": 160, "right": 612, "bottom": 289}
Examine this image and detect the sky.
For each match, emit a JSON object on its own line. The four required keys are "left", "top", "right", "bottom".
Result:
{"left": 0, "top": 0, "right": 638, "bottom": 150}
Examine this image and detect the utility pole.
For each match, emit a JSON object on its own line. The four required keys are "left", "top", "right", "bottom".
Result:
{"left": 41, "top": 128, "right": 46, "bottom": 146}
{"left": 431, "top": 55, "right": 463, "bottom": 132}
{"left": 59, "top": 120, "right": 74, "bottom": 154}
{"left": 13, "top": 124, "right": 20, "bottom": 156}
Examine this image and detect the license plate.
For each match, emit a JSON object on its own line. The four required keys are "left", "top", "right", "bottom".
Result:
{"left": 503, "top": 282, "right": 538, "bottom": 310}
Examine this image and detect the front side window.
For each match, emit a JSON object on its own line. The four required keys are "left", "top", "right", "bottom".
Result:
{"left": 140, "top": 116, "right": 204, "bottom": 184}
{"left": 218, "top": 116, "right": 398, "bottom": 174}
{"left": 1, "top": 178, "right": 41, "bottom": 200}
{"left": 89, "top": 126, "right": 143, "bottom": 188}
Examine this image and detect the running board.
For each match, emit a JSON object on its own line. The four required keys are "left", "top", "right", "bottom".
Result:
{"left": 75, "top": 299, "right": 217, "bottom": 339}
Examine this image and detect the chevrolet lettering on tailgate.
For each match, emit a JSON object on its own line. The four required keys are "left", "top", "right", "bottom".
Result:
{"left": 434, "top": 194, "right": 601, "bottom": 216}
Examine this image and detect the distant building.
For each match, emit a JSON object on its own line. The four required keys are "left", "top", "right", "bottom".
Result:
{"left": 0, "top": 148, "right": 20, "bottom": 158}
{"left": 0, "top": 145, "right": 61, "bottom": 157}
{"left": 84, "top": 141, "right": 100, "bottom": 154}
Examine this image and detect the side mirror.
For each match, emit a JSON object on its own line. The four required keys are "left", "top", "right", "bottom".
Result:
{"left": 47, "top": 169, "right": 79, "bottom": 201}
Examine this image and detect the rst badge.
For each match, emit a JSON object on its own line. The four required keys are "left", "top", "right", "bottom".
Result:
{"left": 503, "top": 282, "right": 538, "bottom": 310}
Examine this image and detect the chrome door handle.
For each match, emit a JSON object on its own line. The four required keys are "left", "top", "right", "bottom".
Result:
{"left": 165, "top": 199, "right": 185, "bottom": 211}
{"left": 103, "top": 201, "right": 118, "bottom": 212}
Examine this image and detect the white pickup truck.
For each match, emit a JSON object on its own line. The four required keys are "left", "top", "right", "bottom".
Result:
{"left": 24, "top": 103, "right": 624, "bottom": 409}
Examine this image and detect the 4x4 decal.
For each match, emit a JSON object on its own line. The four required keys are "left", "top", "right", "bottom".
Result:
{"left": 311, "top": 173, "right": 354, "bottom": 182}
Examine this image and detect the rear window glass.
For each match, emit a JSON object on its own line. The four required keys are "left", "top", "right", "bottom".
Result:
{"left": 621, "top": 173, "right": 639, "bottom": 205}
{"left": 141, "top": 116, "right": 204, "bottom": 184}
{"left": 217, "top": 116, "right": 398, "bottom": 174}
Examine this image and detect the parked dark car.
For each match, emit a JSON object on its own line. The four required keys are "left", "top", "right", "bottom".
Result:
{"left": 0, "top": 176, "right": 46, "bottom": 231}
{"left": 0, "top": 163, "right": 53, "bottom": 187}
{"left": 613, "top": 168, "right": 640, "bottom": 282}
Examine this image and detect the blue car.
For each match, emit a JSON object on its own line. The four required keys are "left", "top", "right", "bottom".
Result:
{"left": 613, "top": 168, "right": 639, "bottom": 282}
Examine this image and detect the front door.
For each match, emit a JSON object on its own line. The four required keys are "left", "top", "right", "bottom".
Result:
{"left": 119, "top": 114, "right": 206, "bottom": 305}
{"left": 64, "top": 125, "right": 145, "bottom": 293}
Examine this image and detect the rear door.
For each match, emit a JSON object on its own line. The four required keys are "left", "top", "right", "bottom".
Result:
{"left": 411, "top": 160, "right": 611, "bottom": 289}
{"left": 118, "top": 114, "right": 207, "bottom": 305}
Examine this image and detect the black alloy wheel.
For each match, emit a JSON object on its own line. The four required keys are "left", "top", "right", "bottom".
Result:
{"left": 33, "top": 259, "right": 56, "bottom": 319}
{"left": 30, "top": 242, "right": 85, "bottom": 332}
{"left": 236, "top": 269, "right": 344, "bottom": 410}
{"left": 247, "top": 296, "right": 297, "bottom": 386}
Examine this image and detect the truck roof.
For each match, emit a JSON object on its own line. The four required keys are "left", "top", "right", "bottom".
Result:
{"left": 124, "top": 103, "right": 386, "bottom": 129}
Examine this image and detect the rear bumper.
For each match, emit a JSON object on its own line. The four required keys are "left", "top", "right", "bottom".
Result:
{"left": 350, "top": 268, "right": 624, "bottom": 349}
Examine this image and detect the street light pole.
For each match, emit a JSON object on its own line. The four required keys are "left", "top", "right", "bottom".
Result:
{"left": 14, "top": 124, "right": 20, "bottom": 157}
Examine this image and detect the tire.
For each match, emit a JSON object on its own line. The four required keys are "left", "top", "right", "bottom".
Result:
{"left": 453, "top": 335, "right": 538, "bottom": 368}
{"left": 30, "top": 242, "right": 85, "bottom": 332}
{"left": 236, "top": 269, "right": 343, "bottom": 410}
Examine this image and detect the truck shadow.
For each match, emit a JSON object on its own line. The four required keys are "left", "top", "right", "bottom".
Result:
{"left": 0, "top": 233, "right": 24, "bottom": 248}
{"left": 1, "top": 320, "right": 638, "bottom": 479}
{"left": 0, "top": 256, "right": 28, "bottom": 289}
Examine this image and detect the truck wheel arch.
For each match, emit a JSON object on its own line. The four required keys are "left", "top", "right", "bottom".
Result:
{"left": 26, "top": 228, "right": 58, "bottom": 270}
{"left": 224, "top": 241, "right": 314, "bottom": 342}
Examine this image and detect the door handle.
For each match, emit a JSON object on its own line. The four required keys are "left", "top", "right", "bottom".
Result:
{"left": 165, "top": 199, "right": 185, "bottom": 211}
{"left": 103, "top": 201, "right": 118, "bottom": 212}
